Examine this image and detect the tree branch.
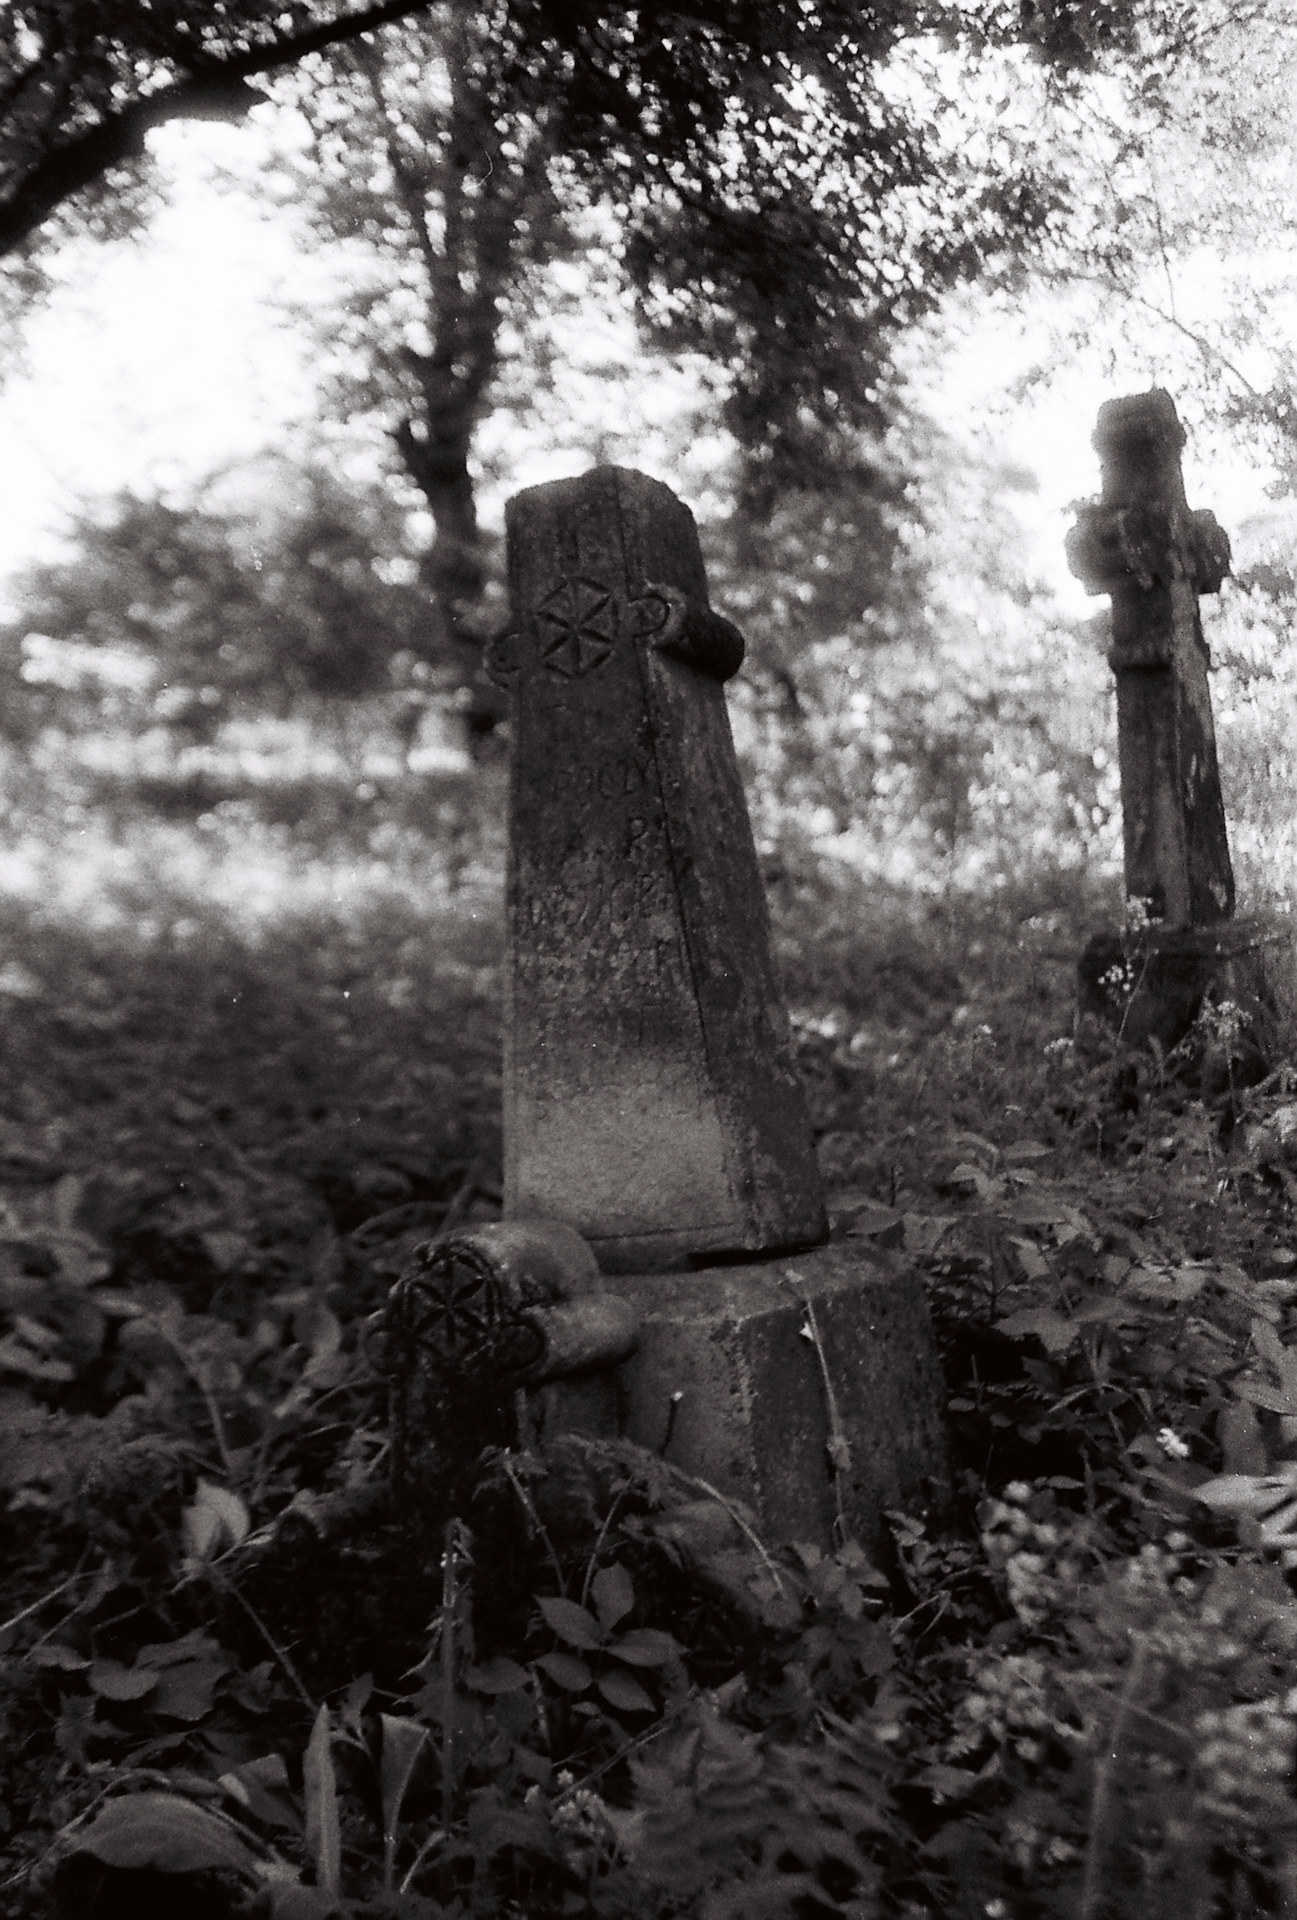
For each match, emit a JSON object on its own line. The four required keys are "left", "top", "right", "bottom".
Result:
{"left": 0, "top": 0, "right": 440, "bottom": 258}
{"left": 354, "top": 41, "right": 444, "bottom": 295}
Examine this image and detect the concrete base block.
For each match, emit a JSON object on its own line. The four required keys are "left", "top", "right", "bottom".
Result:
{"left": 1078, "top": 918, "right": 1296, "bottom": 1056}
{"left": 614, "top": 1243, "right": 952, "bottom": 1555}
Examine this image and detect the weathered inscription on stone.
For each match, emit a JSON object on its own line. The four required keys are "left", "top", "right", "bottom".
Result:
{"left": 487, "top": 465, "right": 828, "bottom": 1274}
{"left": 1067, "top": 389, "right": 1234, "bottom": 927}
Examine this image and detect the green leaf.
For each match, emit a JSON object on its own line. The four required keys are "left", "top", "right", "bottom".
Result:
{"left": 1219, "top": 1400, "right": 1268, "bottom": 1477}
{"left": 1235, "top": 1379, "right": 1297, "bottom": 1416}
{"left": 88, "top": 1659, "right": 158, "bottom": 1701}
{"left": 1253, "top": 1317, "right": 1289, "bottom": 1367}
{"left": 950, "top": 1163, "right": 1000, "bottom": 1201}
{"left": 219, "top": 1755, "right": 298, "bottom": 1831}
{"left": 901, "top": 1214, "right": 956, "bottom": 1256}
{"left": 1124, "top": 1264, "right": 1207, "bottom": 1302}
{"left": 537, "top": 1596, "right": 605, "bottom": 1649}
{"left": 181, "top": 1482, "right": 250, "bottom": 1567}
{"left": 0, "top": 1330, "right": 75, "bottom": 1382}
{"left": 466, "top": 1655, "right": 530, "bottom": 1694}
{"left": 150, "top": 1658, "right": 229, "bottom": 1721}
{"left": 1072, "top": 1296, "right": 1143, "bottom": 1328}
{"left": 303, "top": 1705, "right": 341, "bottom": 1896}
{"left": 28, "top": 1643, "right": 90, "bottom": 1670}
{"left": 380, "top": 1713, "right": 427, "bottom": 1884}
{"left": 135, "top": 1631, "right": 223, "bottom": 1669}
{"left": 1009, "top": 1236, "right": 1050, "bottom": 1280}
{"left": 295, "top": 1298, "right": 344, "bottom": 1384}
{"left": 995, "top": 1308, "right": 1079, "bottom": 1355}
{"left": 536, "top": 1651, "right": 592, "bottom": 1691}
{"left": 44, "top": 1226, "right": 112, "bottom": 1287}
{"left": 590, "top": 1562, "right": 635, "bottom": 1631}
{"left": 269, "top": 1888, "right": 341, "bottom": 1920}
{"left": 1192, "top": 1470, "right": 1297, "bottom": 1517}
{"left": 597, "top": 1670, "right": 655, "bottom": 1714}
{"left": 63, "top": 1792, "right": 260, "bottom": 1876}
{"left": 341, "top": 1671, "right": 373, "bottom": 1740}
{"left": 609, "top": 1628, "right": 681, "bottom": 1668}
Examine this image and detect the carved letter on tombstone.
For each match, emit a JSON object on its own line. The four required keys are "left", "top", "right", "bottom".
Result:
{"left": 486, "top": 467, "right": 828, "bottom": 1274}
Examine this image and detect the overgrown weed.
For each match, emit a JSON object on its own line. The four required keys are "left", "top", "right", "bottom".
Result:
{"left": 1, "top": 695, "right": 1297, "bottom": 1915}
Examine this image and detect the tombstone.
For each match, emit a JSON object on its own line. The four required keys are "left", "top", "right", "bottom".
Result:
{"left": 486, "top": 464, "right": 828, "bottom": 1274}
{"left": 480, "top": 466, "right": 950, "bottom": 1551}
{"left": 1067, "top": 391, "right": 1286, "bottom": 1052}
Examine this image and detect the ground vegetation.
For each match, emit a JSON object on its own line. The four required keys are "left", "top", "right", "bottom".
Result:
{"left": 0, "top": 443, "right": 1295, "bottom": 1917}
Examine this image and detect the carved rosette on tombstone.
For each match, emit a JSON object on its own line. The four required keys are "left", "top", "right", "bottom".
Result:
{"left": 374, "top": 1220, "right": 639, "bottom": 1503}
{"left": 487, "top": 465, "right": 828, "bottom": 1274}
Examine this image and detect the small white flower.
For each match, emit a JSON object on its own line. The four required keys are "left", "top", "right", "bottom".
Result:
{"left": 1157, "top": 1427, "right": 1191, "bottom": 1459}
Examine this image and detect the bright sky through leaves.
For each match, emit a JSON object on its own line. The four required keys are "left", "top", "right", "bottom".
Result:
{"left": 0, "top": 116, "right": 1280, "bottom": 621}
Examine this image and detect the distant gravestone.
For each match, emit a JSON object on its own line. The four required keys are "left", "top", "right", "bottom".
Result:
{"left": 486, "top": 466, "right": 828, "bottom": 1274}
{"left": 1067, "top": 388, "right": 1234, "bottom": 928}
{"left": 1068, "top": 390, "right": 1288, "bottom": 1051}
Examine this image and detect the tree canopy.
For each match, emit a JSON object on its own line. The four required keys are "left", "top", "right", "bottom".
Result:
{"left": 6, "top": 2, "right": 1267, "bottom": 493}
{"left": 0, "top": 0, "right": 447, "bottom": 258}
{"left": 0, "top": 1, "right": 1074, "bottom": 247}
{"left": 8, "top": 0, "right": 1291, "bottom": 743}
{"left": 0, "top": 2, "right": 1232, "bottom": 326}
{"left": 1017, "top": 0, "right": 1297, "bottom": 484}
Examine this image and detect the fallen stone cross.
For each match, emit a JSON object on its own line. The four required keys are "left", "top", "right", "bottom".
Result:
{"left": 436, "top": 463, "right": 952, "bottom": 1552}
{"left": 1068, "top": 389, "right": 1285, "bottom": 1051}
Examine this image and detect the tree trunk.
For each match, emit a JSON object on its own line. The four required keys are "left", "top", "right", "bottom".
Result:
{"left": 393, "top": 398, "right": 506, "bottom": 755}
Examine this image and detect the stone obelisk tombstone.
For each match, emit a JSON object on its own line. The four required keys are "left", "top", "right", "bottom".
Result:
{"left": 1068, "top": 390, "right": 1285, "bottom": 1051}
{"left": 487, "top": 464, "right": 828, "bottom": 1274}
{"left": 485, "top": 466, "right": 950, "bottom": 1552}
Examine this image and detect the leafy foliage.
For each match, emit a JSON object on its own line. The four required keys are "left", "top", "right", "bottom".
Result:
{"left": 0, "top": 0, "right": 444, "bottom": 262}
{"left": 1006, "top": 0, "right": 1297, "bottom": 483}
{"left": 0, "top": 791, "right": 1294, "bottom": 1919}
{"left": 0, "top": 464, "right": 438, "bottom": 737}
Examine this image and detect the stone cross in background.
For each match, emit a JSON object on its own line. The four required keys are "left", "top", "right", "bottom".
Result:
{"left": 486, "top": 465, "right": 828, "bottom": 1275}
{"left": 1067, "top": 389, "right": 1291, "bottom": 1054}
{"left": 1067, "top": 387, "right": 1234, "bottom": 929}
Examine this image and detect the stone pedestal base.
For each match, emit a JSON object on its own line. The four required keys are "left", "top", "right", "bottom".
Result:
{"left": 1078, "top": 917, "right": 1295, "bottom": 1056}
{"left": 610, "top": 1243, "right": 951, "bottom": 1555}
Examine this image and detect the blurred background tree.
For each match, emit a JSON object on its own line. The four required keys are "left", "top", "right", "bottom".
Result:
{"left": 6, "top": 1, "right": 1266, "bottom": 747}
{"left": 1002, "top": 1, "right": 1297, "bottom": 475}
{"left": 1, "top": 0, "right": 1295, "bottom": 917}
{"left": 0, "top": 463, "right": 435, "bottom": 740}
